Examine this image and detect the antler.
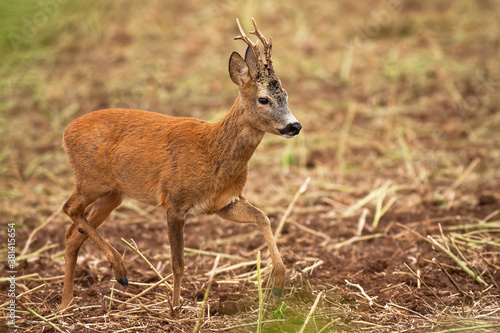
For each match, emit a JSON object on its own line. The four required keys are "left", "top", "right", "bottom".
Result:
{"left": 235, "top": 18, "right": 264, "bottom": 73}
{"left": 249, "top": 18, "right": 274, "bottom": 76}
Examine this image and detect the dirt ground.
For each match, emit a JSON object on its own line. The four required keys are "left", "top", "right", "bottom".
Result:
{"left": 3, "top": 183, "right": 500, "bottom": 332}
{"left": 1, "top": 1, "right": 500, "bottom": 332}
{"left": 5, "top": 191, "right": 500, "bottom": 332}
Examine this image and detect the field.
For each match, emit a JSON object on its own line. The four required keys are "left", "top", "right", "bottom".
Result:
{"left": 1, "top": 0, "right": 499, "bottom": 332}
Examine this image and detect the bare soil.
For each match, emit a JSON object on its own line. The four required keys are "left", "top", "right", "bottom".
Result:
{"left": 2, "top": 187, "right": 499, "bottom": 332}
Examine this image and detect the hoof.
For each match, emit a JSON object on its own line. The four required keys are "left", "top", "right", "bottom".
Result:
{"left": 272, "top": 287, "right": 282, "bottom": 297}
{"left": 117, "top": 277, "right": 129, "bottom": 286}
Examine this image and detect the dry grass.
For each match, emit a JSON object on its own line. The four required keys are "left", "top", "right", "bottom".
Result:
{"left": 1, "top": 0, "right": 499, "bottom": 332}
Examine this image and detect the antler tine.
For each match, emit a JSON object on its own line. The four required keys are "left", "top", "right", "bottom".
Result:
{"left": 249, "top": 17, "right": 274, "bottom": 75}
{"left": 235, "top": 18, "right": 263, "bottom": 72}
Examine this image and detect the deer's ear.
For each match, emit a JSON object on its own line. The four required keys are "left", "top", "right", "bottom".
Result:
{"left": 244, "top": 46, "right": 258, "bottom": 78}
{"left": 229, "top": 52, "right": 251, "bottom": 87}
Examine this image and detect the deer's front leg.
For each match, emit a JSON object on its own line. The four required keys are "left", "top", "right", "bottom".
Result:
{"left": 217, "top": 197, "right": 285, "bottom": 296}
{"left": 165, "top": 207, "right": 186, "bottom": 307}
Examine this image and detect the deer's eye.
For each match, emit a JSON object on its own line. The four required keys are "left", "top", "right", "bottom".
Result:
{"left": 258, "top": 98, "right": 269, "bottom": 105}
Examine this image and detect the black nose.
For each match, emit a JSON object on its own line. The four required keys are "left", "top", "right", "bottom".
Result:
{"left": 279, "top": 122, "right": 302, "bottom": 137}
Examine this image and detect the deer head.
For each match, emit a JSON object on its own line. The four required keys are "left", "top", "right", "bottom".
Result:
{"left": 229, "top": 18, "right": 302, "bottom": 138}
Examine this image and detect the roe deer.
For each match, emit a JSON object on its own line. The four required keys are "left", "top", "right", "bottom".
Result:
{"left": 60, "top": 18, "right": 301, "bottom": 309}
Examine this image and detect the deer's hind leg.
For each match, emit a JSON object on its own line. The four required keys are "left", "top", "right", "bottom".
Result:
{"left": 61, "top": 190, "right": 124, "bottom": 309}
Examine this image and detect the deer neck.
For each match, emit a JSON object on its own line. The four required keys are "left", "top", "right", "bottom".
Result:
{"left": 208, "top": 96, "right": 264, "bottom": 175}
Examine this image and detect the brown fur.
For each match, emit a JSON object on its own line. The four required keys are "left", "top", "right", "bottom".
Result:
{"left": 60, "top": 21, "right": 299, "bottom": 309}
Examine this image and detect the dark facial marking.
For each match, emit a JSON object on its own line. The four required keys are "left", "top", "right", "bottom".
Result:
{"left": 267, "top": 79, "right": 286, "bottom": 104}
